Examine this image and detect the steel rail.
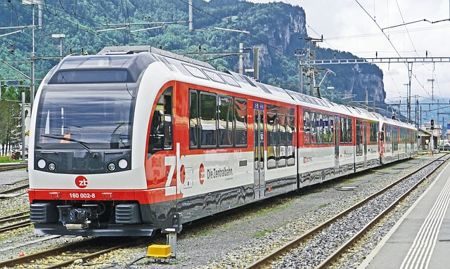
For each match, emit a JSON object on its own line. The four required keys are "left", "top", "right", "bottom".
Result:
{"left": 45, "top": 243, "right": 127, "bottom": 269}
{"left": 0, "top": 219, "right": 31, "bottom": 233}
{"left": 0, "top": 211, "right": 29, "bottom": 224}
{"left": 246, "top": 155, "right": 448, "bottom": 269}
{"left": 0, "top": 183, "right": 29, "bottom": 195}
{"left": 0, "top": 238, "right": 100, "bottom": 268}
{"left": 0, "top": 163, "right": 27, "bottom": 172}
{"left": 316, "top": 156, "right": 448, "bottom": 268}
{"left": 0, "top": 237, "right": 141, "bottom": 268}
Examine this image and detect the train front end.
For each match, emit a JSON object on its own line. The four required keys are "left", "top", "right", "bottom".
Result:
{"left": 28, "top": 53, "right": 156, "bottom": 236}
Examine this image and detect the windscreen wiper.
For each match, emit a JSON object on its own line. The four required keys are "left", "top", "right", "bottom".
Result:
{"left": 41, "top": 134, "right": 91, "bottom": 153}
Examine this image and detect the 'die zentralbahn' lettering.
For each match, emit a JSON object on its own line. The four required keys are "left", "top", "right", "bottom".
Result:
{"left": 207, "top": 167, "right": 233, "bottom": 180}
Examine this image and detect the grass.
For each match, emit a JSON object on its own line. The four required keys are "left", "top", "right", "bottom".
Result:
{"left": 317, "top": 202, "right": 330, "bottom": 209}
{"left": 253, "top": 228, "right": 274, "bottom": 239}
{"left": 0, "top": 156, "right": 21, "bottom": 163}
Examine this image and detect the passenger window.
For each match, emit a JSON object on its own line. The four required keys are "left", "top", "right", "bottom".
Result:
{"left": 304, "top": 111, "right": 310, "bottom": 144}
{"left": 234, "top": 98, "right": 247, "bottom": 146}
{"left": 149, "top": 87, "right": 172, "bottom": 153}
{"left": 311, "top": 112, "right": 317, "bottom": 144}
{"left": 189, "top": 90, "right": 199, "bottom": 148}
{"left": 278, "top": 114, "right": 286, "bottom": 167}
{"left": 356, "top": 120, "right": 363, "bottom": 156}
{"left": 287, "top": 110, "right": 295, "bottom": 166}
{"left": 348, "top": 118, "right": 353, "bottom": 143}
{"left": 318, "top": 114, "right": 323, "bottom": 144}
{"left": 267, "top": 111, "right": 277, "bottom": 169}
{"left": 218, "top": 95, "right": 233, "bottom": 147}
{"left": 200, "top": 93, "right": 217, "bottom": 147}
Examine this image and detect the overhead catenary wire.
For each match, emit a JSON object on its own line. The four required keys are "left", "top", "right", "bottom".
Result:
{"left": 394, "top": 0, "right": 435, "bottom": 89}
{"left": 353, "top": 0, "right": 431, "bottom": 99}
{"left": 394, "top": 0, "right": 418, "bottom": 55}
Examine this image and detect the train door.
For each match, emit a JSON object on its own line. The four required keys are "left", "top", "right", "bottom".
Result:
{"left": 334, "top": 116, "right": 340, "bottom": 170}
{"left": 254, "top": 102, "right": 265, "bottom": 199}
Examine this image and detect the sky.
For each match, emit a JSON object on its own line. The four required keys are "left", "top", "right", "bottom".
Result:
{"left": 250, "top": 0, "right": 450, "bottom": 104}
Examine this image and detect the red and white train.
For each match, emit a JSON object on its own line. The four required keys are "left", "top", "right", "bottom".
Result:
{"left": 28, "top": 46, "right": 417, "bottom": 236}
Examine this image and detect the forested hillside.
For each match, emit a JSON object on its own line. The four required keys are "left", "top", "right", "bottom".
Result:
{"left": 0, "top": 0, "right": 386, "bottom": 104}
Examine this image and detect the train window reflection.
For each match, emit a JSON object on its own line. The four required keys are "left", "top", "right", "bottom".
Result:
{"left": 234, "top": 98, "right": 247, "bottom": 147}
{"left": 149, "top": 87, "right": 173, "bottom": 153}
{"left": 35, "top": 87, "right": 134, "bottom": 150}
{"left": 200, "top": 93, "right": 217, "bottom": 147}
{"left": 218, "top": 96, "right": 233, "bottom": 147}
{"left": 189, "top": 90, "right": 199, "bottom": 148}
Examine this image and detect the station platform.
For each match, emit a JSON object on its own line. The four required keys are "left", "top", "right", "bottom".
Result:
{"left": 360, "top": 161, "right": 450, "bottom": 269}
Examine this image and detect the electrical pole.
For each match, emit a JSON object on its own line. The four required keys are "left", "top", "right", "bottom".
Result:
{"left": 21, "top": 92, "right": 25, "bottom": 160}
{"left": 415, "top": 99, "right": 419, "bottom": 129}
{"left": 31, "top": 3, "right": 36, "bottom": 108}
{"left": 299, "top": 65, "right": 304, "bottom": 94}
{"left": 253, "top": 47, "right": 260, "bottom": 81}
{"left": 23, "top": 0, "right": 43, "bottom": 109}
{"left": 428, "top": 78, "right": 435, "bottom": 102}
{"left": 188, "top": 0, "right": 193, "bottom": 32}
{"left": 365, "top": 88, "right": 368, "bottom": 106}
{"left": 407, "top": 62, "right": 413, "bottom": 124}
{"left": 238, "top": 43, "right": 244, "bottom": 75}
{"left": 52, "top": 34, "right": 66, "bottom": 59}
{"left": 419, "top": 105, "right": 422, "bottom": 128}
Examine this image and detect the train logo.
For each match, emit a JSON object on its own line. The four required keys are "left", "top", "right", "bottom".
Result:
{"left": 199, "top": 163, "right": 205, "bottom": 185}
{"left": 75, "top": 176, "right": 88, "bottom": 188}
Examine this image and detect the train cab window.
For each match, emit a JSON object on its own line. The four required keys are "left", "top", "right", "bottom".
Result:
{"left": 234, "top": 98, "right": 247, "bottom": 146}
{"left": 149, "top": 87, "right": 173, "bottom": 153}
{"left": 200, "top": 92, "right": 217, "bottom": 147}
{"left": 218, "top": 95, "right": 233, "bottom": 147}
{"left": 189, "top": 90, "right": 199, "bottom": 148}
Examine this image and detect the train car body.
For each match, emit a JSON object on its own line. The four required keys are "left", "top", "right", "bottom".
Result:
{"left": 28, "top": 46, "right": 417, "bottom": 236}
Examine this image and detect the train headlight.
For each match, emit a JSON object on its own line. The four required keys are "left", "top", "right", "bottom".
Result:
{"left": 118, "top": 159, "right": 128, "bottom": 169}
{"left": 107, "top": 163, "right": 116, "bottom": 172}
{"left": 48, "top": 163, "right": 56, "bottom": 171}
{"left": 37, "top": 159, "right": 46, "bottom": 169}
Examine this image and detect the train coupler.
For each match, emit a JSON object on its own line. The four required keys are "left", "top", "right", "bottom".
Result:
{"left": 57, "top": 204, "right": 99, "bottom": 229}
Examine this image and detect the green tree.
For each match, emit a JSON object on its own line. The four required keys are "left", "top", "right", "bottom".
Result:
{"left": 0, "top": 85, "right": 21, "bottom": 156}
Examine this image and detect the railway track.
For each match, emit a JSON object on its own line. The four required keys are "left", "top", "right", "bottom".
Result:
{"left": 0, "top": 183, "right": 29, "bottom": 199}
{"left": 0, "top": 237, "right": 133, "bottom": 268}
{"left": 0, "top": 212, "right": 31, "bottom": 233}
{"left": 247, "top": 154, "right": 449, "bottom": 269}
{"left": 0, "top": 163, "right": 27, "bottom": 172}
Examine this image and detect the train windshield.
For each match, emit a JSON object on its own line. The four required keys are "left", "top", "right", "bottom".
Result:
{"left": 35, "top": 87, "right": 134, "bottom": 150}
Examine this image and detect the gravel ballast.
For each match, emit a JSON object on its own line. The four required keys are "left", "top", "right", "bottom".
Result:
{"left": 0, "top": 155, "right": 443, "bottom": 268}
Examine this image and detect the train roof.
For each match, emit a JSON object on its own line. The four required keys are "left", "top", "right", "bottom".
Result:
{"left": 53, "top": 45, "right": 415, "bottom": 129}
{"left": 98, "top": 46, "right": 417, "bottom": 129}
